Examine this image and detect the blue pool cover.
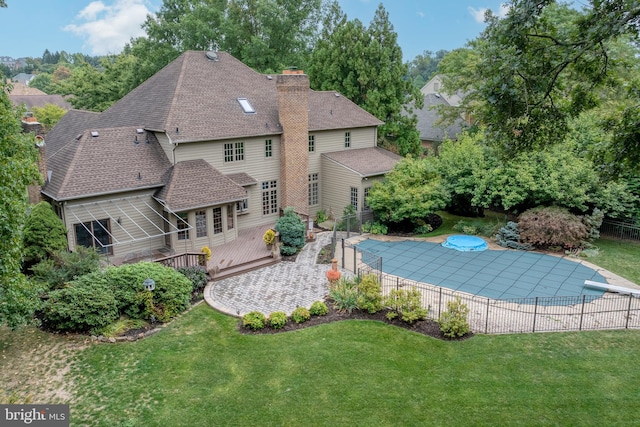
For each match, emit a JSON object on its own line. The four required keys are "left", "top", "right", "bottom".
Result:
{"left": 442, "top": 235, "right": 488, "bottom": 251}
{"left": 356, "top": 239, "right": 605, "bottom": 302}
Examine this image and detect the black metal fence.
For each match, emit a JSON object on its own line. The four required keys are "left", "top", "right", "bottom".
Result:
{"left": 601, "top": 219, "right": 640, "bottom": 241}
{"left": 356, "top": 264, "right": 640, "bottom": 334}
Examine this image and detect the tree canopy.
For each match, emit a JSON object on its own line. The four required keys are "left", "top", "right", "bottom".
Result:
{"left": 0, "top": 82, "right": 43, "bottom": 327}
{"left": 440, "top": 0, "right": 640, "bottom": 164}
{"left": 308, "top": 4, "right": 423, "bottom": 155}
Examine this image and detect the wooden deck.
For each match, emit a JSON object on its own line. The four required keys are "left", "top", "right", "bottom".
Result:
{"left": 207, "top": 224, "right": 278, "bottom": 280}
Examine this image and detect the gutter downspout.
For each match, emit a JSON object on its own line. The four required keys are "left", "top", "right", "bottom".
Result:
{"left": 166, "top": 131, "right": 177, "bottom": 165}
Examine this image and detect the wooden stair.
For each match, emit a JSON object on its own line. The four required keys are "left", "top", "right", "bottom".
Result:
{"left": 210, "top": 256, "right": 278, "bottom": 281}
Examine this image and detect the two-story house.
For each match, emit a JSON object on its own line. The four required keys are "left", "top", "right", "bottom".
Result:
{"left": 39, "top": 51, "right": 400, "bottom": 265}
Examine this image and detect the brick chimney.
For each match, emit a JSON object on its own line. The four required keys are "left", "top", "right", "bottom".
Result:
{"left": 276, "top": 71, "right": 309, "bottom": 217}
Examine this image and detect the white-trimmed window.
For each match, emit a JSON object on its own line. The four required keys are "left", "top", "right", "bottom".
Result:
{"left": 308, "top": 135, "right": 315, "bottom": 152}
{"left": 177, "top": 212, "right": 190, "bottom": 240}
{"left": 364, "top": 187, "right": 371, "bottom": 211}
{"left": 195, "top": 210, "right": 207, "bottom": 238}
{"left": 227, "top": 204, "right": 234, "bottom": 230}
{"left": 213, "top": 208, "right": 222, "bottom": 234}
{"left": 345, "top": 131, "right": 351, "bottom": 148}
{"left": 309, "top": 173, "right": 318, "bottom": 206}
{"left": 262, "top": 180, "right": 278, "bottom": 215}
{"left": 265, "top": 139, "right": 272, "bottom": 157}
{"left": 74, "top": 219, "right": 112, "bottom": 255}
{"left": 350, "top": 187, "right": 358, "bottom": 211}
{"left": 237, "top": 198, "right": 248, "bottom": 213}
{"left": 224, "top": 142, "right": 244, "bottom": 162}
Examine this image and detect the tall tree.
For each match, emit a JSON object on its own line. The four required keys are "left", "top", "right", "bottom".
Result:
{"left": 0, "top": 82, "right": 42, "bottom": 327}
{"left": 466, "top": 0, "right": 640, "bottom": 155}
{"left": 308, "top": 3, "right": 423, "bottom": 156}
{"left": 128, "top": 0, "right": 227, "bottom": 86}
{"left": 407, "top": 49, "right": 448, "bottom": 89}
{"left": 222, "top": 0, "right": 323, "bottom": 72}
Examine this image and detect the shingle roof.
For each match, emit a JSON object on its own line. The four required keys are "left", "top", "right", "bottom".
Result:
{"left": 155, "top": 159, "right": 247, "bottom": 211}
{"left": 322, "top": 147, "right": 401, "bottom": 177}
{"left": 42, "top": 127, "right": 171, "bottom": 201}
{"left": 44, "top": 51, "right": 383, "bottom": 201}
{"left": 227, "top": 172, "right": 258, "bottom": 187}
{"left": 97, "top": 51, "right": 382, "bottom": 142}
{"left": 413, "top": 94, "right": 467, "bottom": 142}
{"left": 10, "top": 94, "right": 72, "bottom": 110}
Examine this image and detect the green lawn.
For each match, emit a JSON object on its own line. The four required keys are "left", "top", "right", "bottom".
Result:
{"left": 590, "top": 236, "right": 640, "bottom": 285}
{"left": 59, "top": 305, "right": 640, "bottom": 426}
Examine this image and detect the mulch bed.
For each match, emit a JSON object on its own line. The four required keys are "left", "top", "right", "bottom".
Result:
{"left": 238, "top": 302, "right": 473, "bottom": 341}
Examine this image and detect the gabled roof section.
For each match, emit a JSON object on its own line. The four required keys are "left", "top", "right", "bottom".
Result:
{"left": 309, "top": 91, "right": 383, "bottom": 131}
{"left": 227, "top": 172, "right": 258, "bottom": 187}
{"left": 155, "top": 159, "right": 247, "bottom": 211}
{"left": 413, "top": 94, "right": 467, "bottom": 142}
{"left": 42, "top": 127, "right": 171, "bottom": 201}
{"left": 322, "top": 147, "right": 401, "bottom": 177}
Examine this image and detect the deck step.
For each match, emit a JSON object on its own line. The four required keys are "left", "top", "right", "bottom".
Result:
{"left": 210, "top": 256, "right": 278, "bottom": 281}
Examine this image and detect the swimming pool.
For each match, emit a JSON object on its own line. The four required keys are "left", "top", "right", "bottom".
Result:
{"left": 356, "top": 239, "right": 605, "bottom": 302}
{"left": 442, "top": 235, "right": 488, "bottom": 252}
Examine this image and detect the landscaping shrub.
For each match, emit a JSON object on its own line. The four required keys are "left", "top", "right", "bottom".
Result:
{"left": 518, "top": 206, "right": 588, "bottom": 249}
{"left": 176, "top": 266, "right": 208, "bottom": 296}
{"left": 495, "top": 221, "right": 532, "bottom": 250}
{"left": 22, "top": 201, "right": 68, "bottom": 267}
{"left": 46, "top": 262, "right": 192, "bottom": 328}
{"left": 315, "top": 209, "right": 329, "bottom": 224}
{"left": 384, "top": 288, "right": 428, "bottom": 324}
{"left": 243, "top": 311, "right": 266, "bottom": 330}
{"left": 103, "top": 262, "right": 192, "bottom": 322}
{"left": 268, "top": 311, "right": 287, "bottom": 329}
{"left": 438, "top": 296, "right": 471, "bottom": 338}
{"left": 275, "top": 207, "right": 306, "bottom": 256}
{"left": 356, "top": 274, "right": 383, "bottom": 314}
{"left": 362, "top": 221, "right": 388, "bottom": 235}
{"left": 329, "top": 278, "right": 359, "bottom": 313}
{"left": 291, "top": 307, "right": 310, "bottom": 324}
{"left": 263, "top": 229, "right": 276, "bottom": 246}
{"left": 43, "top": 281, "right": 119, "bottom": 333}
{"left": 337, "top": 204, "right": 359, "bottom": 232}
{"left": 31, "top": 246, "right": 101, "bottom": 291}
{"left": 309, "top": 301, "right": 328, "bottom": 316}
{"left": 582, "top": 208, "right": 604, "bottom": 241}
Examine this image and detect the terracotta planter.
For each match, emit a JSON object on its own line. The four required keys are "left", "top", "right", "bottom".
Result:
{"left": 326, "top": 258, "right": 341, "bottom": 282}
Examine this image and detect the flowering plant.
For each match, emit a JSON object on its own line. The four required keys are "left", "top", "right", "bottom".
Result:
{"left": 263, "top": 229, "right": 276, "bottom": 246}
{"left": 200, "top": 246, "right": 212, "bottom": 261}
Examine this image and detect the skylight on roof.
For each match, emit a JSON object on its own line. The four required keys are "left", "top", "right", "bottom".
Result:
{"left": 237, "top": 98, "right": 256, "bottom": 114}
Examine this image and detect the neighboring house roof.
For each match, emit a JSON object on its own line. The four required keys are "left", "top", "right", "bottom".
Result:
{"left": 322, "top": 147, "right": 401, "bottom": 177}
{"left": 12, "top": 73, "right": 35, "bottom": 85}
{"left": 96, "top": 50, "right": 382, "bottom": 144}
{"left": 227, "top": 172, "right": 258, "bottom": 187}
{"left": 10, "top": 94, "right": 72, "bottom": 110}
{"left": 414, "top": 94, "right": 467, "bottom": 143}
{"left": 42, "top": 126, "right": 171, "bottom": 201}
{"left": 8, "top": 82, "right": 46, "bottom": 96}
{"left": 420, "top": 74, "right": 464, "bottom": 107}
{"left": 155, "top": 159, "right": 247, "bottom": 212}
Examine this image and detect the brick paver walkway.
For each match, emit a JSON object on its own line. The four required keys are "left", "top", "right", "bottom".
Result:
{"left": 204, "top": 232, "right": 352, "bottom": 316}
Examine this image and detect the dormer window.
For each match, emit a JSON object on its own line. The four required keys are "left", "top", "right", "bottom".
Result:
{"left": 237, "top": 98, "right": 256, "bottom": 114}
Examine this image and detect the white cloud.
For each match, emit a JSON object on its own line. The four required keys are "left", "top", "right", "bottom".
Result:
{"left": 64, "top": 0, "right": 152, "bottom": 56}
{"left": 468, "top": 7, "right": 488, "bottom": 23}
{"left": 468, "top": 3, "right": 510, "bottom": 23}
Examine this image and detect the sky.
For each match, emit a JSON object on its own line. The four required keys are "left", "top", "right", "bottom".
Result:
{"left": 0, "top": 0, "right": 508, "bottom": 63}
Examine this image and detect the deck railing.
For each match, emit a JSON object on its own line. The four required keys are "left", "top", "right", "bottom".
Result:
{"left": 155, "top": 252, "right": 206, "bottom": 269}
